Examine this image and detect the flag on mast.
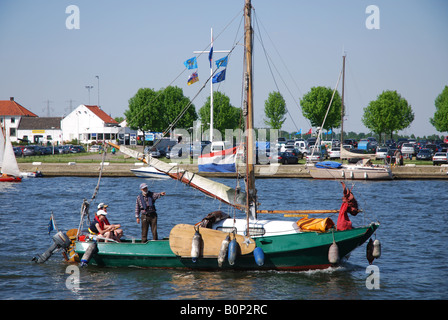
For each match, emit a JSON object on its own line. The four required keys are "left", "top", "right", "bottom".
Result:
{"left": 187, "top": 72, "right": 199, "bottom": 85}
{"left": 208, "top": 45, "right": 213, "bottom": 68}
{"left": 215, "top": 56, "right": 228, "bottom": 68}
{"left": 184, "top": 57, "right": 198, "bottom": 70}
{"left": 212, "top": 68, "right": 226, "bottom": 83}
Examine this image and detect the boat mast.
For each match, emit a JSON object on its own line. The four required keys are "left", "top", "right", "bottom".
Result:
{"left": 340, "top": 53, "right": 346, "bottom": 147}
{"left": 244, "top": 0, "right": 257, "bottom": 221}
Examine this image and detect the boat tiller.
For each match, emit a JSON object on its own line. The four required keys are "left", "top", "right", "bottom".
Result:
{"left": 32, "top": 231, "right": 72, "bottom": 264}
{"left": 80, "top": 241, "right": 98, "bottom": 267}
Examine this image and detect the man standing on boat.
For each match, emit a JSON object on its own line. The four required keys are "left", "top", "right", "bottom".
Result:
{"left": 135, "top": 183, "right": 166, "bottom": 242}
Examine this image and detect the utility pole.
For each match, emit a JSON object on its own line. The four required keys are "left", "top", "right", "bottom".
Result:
{"left": 95, "top": 75, "right": 100, "bottom": 108}
{"left": 85, "top": 85, "right": 93, "bottom": 105}
{"left": 193, "top": 28, "right": 230, "bottom": 143}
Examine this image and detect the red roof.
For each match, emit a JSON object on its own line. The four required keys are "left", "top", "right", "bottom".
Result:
{"left": 84, "top": 105, "right": 118, "bottom": 124}
{"left": 0, "top": 97, "right": 38, "bottom": 117}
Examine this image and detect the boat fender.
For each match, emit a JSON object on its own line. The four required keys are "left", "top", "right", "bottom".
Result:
{"left": 191, "top": 227, "right": 202, "bottom": 263}
{"left": 80, "top": 242, "right": 98, "bottom": 267}
{"left": 32, "top": 231, "right": 72, "bottom": 264}
{"left": 366, "top": 238, "right": 374, "bottom": 264}
{"left": 228, "top": 238, "right": 238, "bottom": 266}
{"left": 372, "top": 239, "right": 381, "bottom": 259}
{"left": 328, "top": 241, "right": 340, "bottom": 264}
{"left": 253, "top": 247, "right": 265, "bottom": 266}
{"left": 217, "top": 235, "right": 230, "bottom": 267}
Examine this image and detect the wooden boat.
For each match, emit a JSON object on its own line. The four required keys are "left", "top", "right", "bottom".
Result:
{"left": 308, "top": 159, "right": 393, "bottom": 180}
{"left": 0, "top": 125, "right": 22, "bottom": 182}
{"left": 308, "top": 55, "right": 392, "bottom": 180}
{"left": 73, "top": 0, "right": 380, "bottom": 271}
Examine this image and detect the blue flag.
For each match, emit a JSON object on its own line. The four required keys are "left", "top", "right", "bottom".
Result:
{"left": 184, "top": 57, "right": 198, "bottom": 70}
{"left": 215, "top": 56, "right": 228, "bottom": 68}
{"left": 48, "top": 214, "right": 56, "bottom": 234}
{"left": 212, "top": 68, "right": 226, "bottom": 83}
{"left": 208, "top": 45, "right": 213, "bottom": 68}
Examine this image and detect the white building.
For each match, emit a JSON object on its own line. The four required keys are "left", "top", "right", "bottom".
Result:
{"left": 0, "top": 97, "right": 38, "bottom": 143}
{"left": 17, "top": 117, "right": 63, "bottom": 145}
{"left": 61, "top": 104, "right": 120, "bottom": 144}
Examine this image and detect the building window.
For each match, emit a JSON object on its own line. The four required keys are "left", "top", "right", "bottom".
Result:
{"left": 47, "top": 135, "right": 52, "bottom": 140}
{"left": 11, "top": 117, "right": 15, "bottom": 124}
{"left": 9, "top": 128, "right": 16, "bottom": 137}
{"left": 98, "top": 133, "right": 103, "bottom": 140}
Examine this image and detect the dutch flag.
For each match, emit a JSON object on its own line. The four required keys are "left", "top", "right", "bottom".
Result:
{"left": 198, "top": 146, "right": 237, "bottom": 173}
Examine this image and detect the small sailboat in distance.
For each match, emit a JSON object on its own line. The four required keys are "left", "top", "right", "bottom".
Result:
{"left": 0, "top": 126, "right": 21, "bottom": 182}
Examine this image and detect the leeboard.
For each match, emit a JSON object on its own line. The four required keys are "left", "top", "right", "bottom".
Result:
{"left": 169, "top": 224, "right": 255, "bottom": 258}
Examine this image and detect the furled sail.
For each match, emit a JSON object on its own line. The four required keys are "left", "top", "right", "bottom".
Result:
{"left": 109, "top": 143, "right": 246, "bottom": 209}
{"left": 340, "top": 147, "right": 375, "bottom": 160}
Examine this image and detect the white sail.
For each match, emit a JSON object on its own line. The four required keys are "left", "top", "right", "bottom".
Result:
{"left": 113, "top": 144, "right": 246, "bottom": 209}
{"left": 1, "top": 132, "right": 21, "bottom": 177}
{"left": 0, "top": 128, "right": 4, "bottom": 168}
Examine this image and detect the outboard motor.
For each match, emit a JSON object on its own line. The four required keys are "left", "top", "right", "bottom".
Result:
{"left": 33, "top": 231, "right": 72, "bottom": 263}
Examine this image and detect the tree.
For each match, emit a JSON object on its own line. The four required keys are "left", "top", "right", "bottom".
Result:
{"left": 198, "top": 91, "right": 242, "bottom": 136}
{"left": 300, "top": 86, "right": 341, "bottom": 130}
{"left": 362, "top": 90, "right": 414, "bottom": 142}
{"left": 125, "top": 86, "right": 197, "bottom": 135}
{"left": 264, "top": 91, "right": 287, "bottom": 130}
{"left": 430, "top": 85, "right": 448, "bottom": 132}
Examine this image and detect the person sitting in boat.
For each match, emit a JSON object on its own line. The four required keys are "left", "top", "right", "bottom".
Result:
{"left": 97, "top": 203, "right": 124, "bottom": 240}
{"left": 89, "top": 208, "right": 122, "bottom": 242}
{"left": 135, "top": 183, "right": 166, "bottom": 242}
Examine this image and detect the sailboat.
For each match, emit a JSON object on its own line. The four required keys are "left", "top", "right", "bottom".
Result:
{"left": 71, "top": 0, "right": 379, "bottom": 270}
{"left": 308, "top": 54, "right": 393, "bottom": 180}
{"left": 0, "top": 126, "right": 22, "bottom": 182}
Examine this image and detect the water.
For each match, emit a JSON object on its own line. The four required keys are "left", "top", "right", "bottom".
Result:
{"left": 1, "top": 176, "right": 447, "bottom": 301}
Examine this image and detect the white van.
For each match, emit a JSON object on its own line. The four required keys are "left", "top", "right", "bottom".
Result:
{"left": 211, "top": 141, "right": 232, "bottom": 153}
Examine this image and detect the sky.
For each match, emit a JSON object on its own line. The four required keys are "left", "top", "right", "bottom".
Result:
{"left": 1, "top": 0, "right": 447, "bottom": 138}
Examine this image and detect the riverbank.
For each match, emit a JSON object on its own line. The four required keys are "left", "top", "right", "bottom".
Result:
{"left": 18, "top": 161, "right": 448, "bottom": 179}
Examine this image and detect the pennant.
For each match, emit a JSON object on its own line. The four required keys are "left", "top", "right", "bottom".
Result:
{"left": 215, "top": 56, "right": 228, "bottom": 68}
{"left": 296, "top": 129, "right": 302, "bottom": 135}
{"left": 327, "top": 129, "right": 332, "bottom": 134}
{"left": 184, "top": 57, "right": 198, "bottom": 70}
{"left": 208, "top": 45, "right": 213, "bottom": 68}
{"left": 48, "top": 214, "right": 56, "bottom": 234}
{"left": 307, "top": 128, "right": 312, "bottom": 135}
{"left": 187, "top": 72, "right": 199, "bottom": 86}
{"left": 212, "top": 68, "right": 226, "bottom": 83}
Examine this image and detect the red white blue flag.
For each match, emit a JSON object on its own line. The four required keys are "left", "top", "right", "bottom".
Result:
{"left": 198, "top": 146, "right": 237, "bottom": 173}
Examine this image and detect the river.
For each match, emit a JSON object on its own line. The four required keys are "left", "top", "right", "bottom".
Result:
{"left": 1, "top": 176, "right": 447, "bottom": 302}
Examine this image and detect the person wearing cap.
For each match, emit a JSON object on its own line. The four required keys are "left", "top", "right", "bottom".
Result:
{"left": 97, "top": 203, "right": 123, "bottom": 241}
{"left": 88, "top": 209, "right": 122, "bottom": 242}
{"left": 135, "top": 183, "right": 166, "bottom": 242}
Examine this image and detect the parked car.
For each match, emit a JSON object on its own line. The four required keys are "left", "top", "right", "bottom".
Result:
{"left": 375, "top": 147, "right": 389, "bottom": 160}
{"left": 432, "top": 152, "right": 448, "bottom": 166}
{"left": 280, "top": 144, "right": 295, "bottom": 153}
{"left": 70, "top": 145, "right": 85, "bottom": 153}
{"left": 425, "top": 144, "right": 437, "bottom": 154}
{"left": 401, "top": 143, "right": 415, "bottom": 155}
{"left": 328, "top": 147, "right": 340, "bottom": 159}
{"left": 89, "top": 145, "right": 102, "bottom": 153}
{"left": 22, "top": 145, "right": 41, "bottom": 156}
{"left": 271, "top": 152, "right": 298, "bottom": 164}
{"left": 13, "top": 147, "right": 23, "bottom": 157}
{"left": 416, "top": 149, "right": 432, "bottom": 161}
{"left": 144, "top": 146, "right": 166, "bottom": 158}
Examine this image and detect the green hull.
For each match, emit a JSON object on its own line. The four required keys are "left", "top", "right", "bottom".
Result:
{"left": 75, "top": 223, "right": 378, "bottom": 271}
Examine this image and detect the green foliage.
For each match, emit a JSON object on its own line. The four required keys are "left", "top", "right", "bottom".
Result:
{"left": 430, "top": 85, "right": 448, "bottom": 132}
{"left": 125, "top": 86, "right": 197, "bottom": 133}
{"left": 300, "top": 86, "right": 341, "bottom": 130}
{"left": 198, "top": 91, "right": 242, "bottom": 135}
{"left": 264, "top": 91, "right": 287, "bottom": 130}
{"left": 362, "top": 90, "right": 414, "bottom": 142}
